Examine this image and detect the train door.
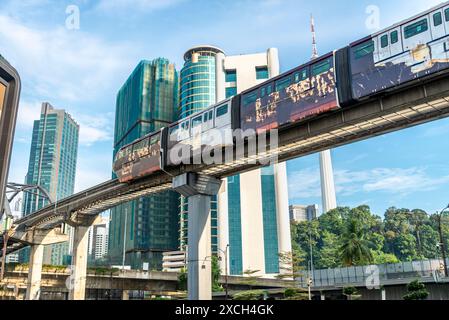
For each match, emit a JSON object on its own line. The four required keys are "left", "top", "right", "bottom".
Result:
{"left": 389, "top": 28, "right": 403, "bottom": 57}
{"left": 402, "top": 16, "right": 432, "bottom": 51}
{"left": 430, "top": 9, "right": 446, "bottom": 40}
{"left": 202, "top": 109, "right": 214, "bottom": 132}
{"left": 377, "top": 32, "right": 391, "bottom": 61}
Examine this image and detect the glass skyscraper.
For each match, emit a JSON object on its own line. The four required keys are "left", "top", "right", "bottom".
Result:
{"left": 178, "top": 46, "right": 224, "bottom": 254}
{"left": 109, "top": 58, "right": 180, "bottom": 270}
{"left": 21, "top": 103, "right": 79, "bottom": 265}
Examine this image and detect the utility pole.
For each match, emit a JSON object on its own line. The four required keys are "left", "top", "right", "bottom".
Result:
{"left": 438, "top": 205, "right": 449, "bottom": 277}
{"left": 122, "top": 207, "right": 128, "bottom": 270}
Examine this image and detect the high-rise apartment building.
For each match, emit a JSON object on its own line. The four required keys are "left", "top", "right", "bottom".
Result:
{"left": 21, "top": 102, "right": 79, "bottom": 265}
{"left": 108, "top": 58, "right": 180, "bottom": 270}
{"left": 289, "top": 204, "right": 319, "bottom": 223}
{"left": 179, "top": 45, "right": 291, "bottom": 277}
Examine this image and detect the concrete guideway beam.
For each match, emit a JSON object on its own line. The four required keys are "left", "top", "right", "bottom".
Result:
{"left": 14, "top": 228, "right": 69, "bottom": 246}
{"left": 173, "top": 173, "right": 222, "bottom": 300}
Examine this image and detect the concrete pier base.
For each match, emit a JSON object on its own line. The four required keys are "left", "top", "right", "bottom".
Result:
{"left": 25, "top": 244, "right": 44, "bottom": 300}
{"left": 68, "top": 225, "right": 89, "bottom": 300}
{"left": 187, "top": 194, "right": 212, "bottom": 300}
{"left": 173, "top": 173, "right": 222, "bottom": 301}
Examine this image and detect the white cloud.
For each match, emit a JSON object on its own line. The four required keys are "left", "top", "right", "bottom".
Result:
{"left": 288, "top": 166, "right": 449, "bottom": 201}
{"left": 72, "top": 112, "right": 114, "bottom": 146}
{"left": 0, "top": 14, "right": 135, "bottom": 103}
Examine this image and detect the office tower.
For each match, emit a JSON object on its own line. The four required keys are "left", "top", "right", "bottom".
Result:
{"left": 21, "top": 103, "right": 79, "bottom": 265}
{"left": 289, "top": 204, "right": 319, "bottom": 223}
{"left": 109, "top": 58, "right": 180, "bottom": 270}
{"left": 311, "top": 15, "right": 338, "bottom": 214}
{"left": 179, "top": 45, "right": 291, "bottom": 277}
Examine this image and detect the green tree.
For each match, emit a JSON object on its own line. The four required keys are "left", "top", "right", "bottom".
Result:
{"left": 316, "top": 231, "right": 340, "bottom": 268}
{"left": 403, "top": 280, "right": 429, "bottom": 300}
{"left": 339, "top": 219, "right": 373, "bottom": 266}
{"left": 394, "top": 233, "right": 418, "bottom": 261}
{"left": 371, "top": 250, "right": 399, "bottom": 265}
{"left": 212, "top": 256, "right": 223, "bottom": 292}
{"left": 178, "top": 267, "right": 187, "bottom": 291}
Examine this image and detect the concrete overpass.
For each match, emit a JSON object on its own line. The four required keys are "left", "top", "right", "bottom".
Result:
{"left": 2, "top": 72, "right": 449, "bottom": 300}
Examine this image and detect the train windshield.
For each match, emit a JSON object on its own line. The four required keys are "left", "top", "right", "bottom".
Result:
{"left": 353, "top": 40, "right": 375, "bottom": 60}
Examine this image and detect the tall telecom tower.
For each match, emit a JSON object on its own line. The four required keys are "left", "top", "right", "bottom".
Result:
{"left": 311, "top": 14, "right": 337, "bottom": 214}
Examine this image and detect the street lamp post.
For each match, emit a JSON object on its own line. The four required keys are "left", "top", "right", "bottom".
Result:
{"left": 218, "top": 244, "right": 230, "bottom": 300}
{"left": 437, "top": 205, "right": 449, "bottom": 277}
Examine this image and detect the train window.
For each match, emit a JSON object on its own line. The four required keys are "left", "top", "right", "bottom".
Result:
{"left": 391, "top": 31, "right": 399, "bottom": 44}
{"left": 243, "top": 92, "right": 258, "bottom": 107}
{"left": 266, "top": 84, "right": 272, "bottom": 95}
{"left": 353, "top": 40, "right": 375, "bottom": 59}
{"left": 216, "top": 105, "right": 228, "bottom": 117}
{"left": 181, "top": 121, "right": 190, "bottom": 131}
{"left": 404, "top": 19, "right": 428, "bottom": 39}
{"left": 380, "top": 35, "right": 389, "bottom": 48}
{"left": 312, "top": 59, "right": 331, "bottom": 76}
{"left": 261, "top": 87, "right": 266, "bottom": 98}
{"left": 434, "top": 12, "right": 443, "bottom": 26}
{"left": 446, "top": 8, "right": 449, "bottom": 22}
{"left": 294, "top": 69, "right": 308, "bottom": 82}
{"left": 275, "top": 76, "right": 292, "bottom": 92}
{"left": 209, "top": 110, "right": 213, "bottom": 121}
{"left": 192, "top": 115, "right": 202, "bottom": 128}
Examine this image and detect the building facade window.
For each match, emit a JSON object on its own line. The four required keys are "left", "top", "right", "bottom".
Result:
{"left": 225, "top": 69, "right": 237, "bottom": 83}
{"left": 226, "top": 87, "right": 237, "bottom": 98}
{"left": 256, "top": 66, "right": 269, "bottom": 80}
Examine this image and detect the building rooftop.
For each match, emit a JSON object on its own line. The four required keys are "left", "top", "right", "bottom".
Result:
{"left": 183, "top": 45, "right": 225, "bottom": 61}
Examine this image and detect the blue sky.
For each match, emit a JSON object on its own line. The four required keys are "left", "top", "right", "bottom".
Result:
{"left": 1, "top": 0, "right": 449, "bottom": 216}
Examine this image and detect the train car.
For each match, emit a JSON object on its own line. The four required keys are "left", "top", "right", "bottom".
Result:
{"left": 165, "top": 98, "right": 234, "bottom": 167}
{"left": 113, "top": 130, "right": 163, "bottom": 183}
{"left": 342, "top": 1, "right": 449, "bottom": 104}
{"left": 239, "top": 52, "right": 338, "bottom": 134}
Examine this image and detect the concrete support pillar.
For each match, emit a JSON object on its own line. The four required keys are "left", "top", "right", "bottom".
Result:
{"left": 26, "top": 244, "right": 44, "bottom": 300}
{"left": 68, "top": 225, "right": 89, "bottom": 300}
{"left": 173, "top": 173, "right": 222, "bottom": 301}
{"left": 217, "top": 181, "right": 229, "bottom": 275}
{"left": 188, "top": 194, "right": 212, "bottom": 300}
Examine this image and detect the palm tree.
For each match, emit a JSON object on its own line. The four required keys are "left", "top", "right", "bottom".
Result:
{"left": 339, "top": 219, "right": 373, "bottom": 266}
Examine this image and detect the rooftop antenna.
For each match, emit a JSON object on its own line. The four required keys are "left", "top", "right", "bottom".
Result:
{"left": 311, "top": 14, "right": 319, "bottom": 60}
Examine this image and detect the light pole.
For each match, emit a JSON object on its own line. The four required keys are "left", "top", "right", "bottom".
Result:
{"left": 122, "top": 207, "right": 128, "bottom": 270}
{"left": 437, "top": 205, "right": 449, "bottom": 277}
{"left": 218, "top": 244, "right": 230, "bottom": 300}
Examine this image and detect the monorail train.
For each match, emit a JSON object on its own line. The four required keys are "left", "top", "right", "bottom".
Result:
{"left": 113, "top": 2, "right": 449, "bottom": 183}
